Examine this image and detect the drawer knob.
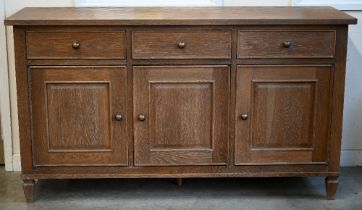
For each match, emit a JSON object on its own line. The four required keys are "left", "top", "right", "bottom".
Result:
{"left": 138, "top": 114, "right": 146, "bottom": 121}
{"left": 177, "top": 42, "right": 186, "bottom": 49}
{"left": 115, "top": 114, "right": 123, "bottom": 121}
{"left": 240, "top": 113, "right": 249, "bottom": 120}
{"left": 283, "top": 41, "right": 292, "bottom": 48}
{"left": 72, "top": 42, "right": 80, "bottom": 49}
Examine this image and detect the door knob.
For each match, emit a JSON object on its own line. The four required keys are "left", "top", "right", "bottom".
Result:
{"left": 283, "top": 41, "right": 292, "bottom": 48}
{"left": 72, "top": 42, "right": 80, "bottom": 49}
{"left": 177, "top": 41, "right": 186, "bottom": 49}
{"left": 138, "top": 114, "right": 146, "bottom": 121}
{"left": 115, "top": 114, "right": 123, "bottom": 121}
{"left": 240, "top": 113, "right": 249, "bottom": 120}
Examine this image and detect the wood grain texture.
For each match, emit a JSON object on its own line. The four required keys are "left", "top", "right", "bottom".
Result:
{"left": 5, "top": 7, "right": 357, "bottom": 26}
{"left": 252, "top": 82, "right": 316, "bottom": 148}
{"left": 126, "top": 29, "right": 135, "bottom": 167}
{"left": 328, "top": 26, "right": 349, "bottom": 174}
{"left": 235, "top": 65, "right": 333, "bottom": 165}
{"left": 133, "top": 66, "right": 229, "bottom": 166}
{"left": 229, "top": 28, "right": 238, "bottom": 167}
{"left": 22, "top": 164, "right": 334, "bottom": 179}
{"left": 46, "top": 83, "right": 111, "bottom": 151}
{"left": 238, "top": 30, "right": 336, "bottom": 58}
{"left": 13, "top": 27, "right": 34, "bottom": 173}
{"left": 149, "top": 82, "right": 213, "bottom": 149}
{"left": 132, "top": 30, "right": 231, "bottom": 59}
{"left": 27, "top": 31, "right": 125, "bottom": 59}
{"left": 30, "top": 66, "right": 128, "bottom": 166}
{"left": 28, "top": 59, "right": 127, "bottom": 66}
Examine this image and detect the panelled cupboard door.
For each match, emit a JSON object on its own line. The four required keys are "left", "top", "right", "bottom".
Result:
{"left": 235, "top": 65, "right": 333, "bottom": 165}
{"left": 30, "top": 66, "right": 128, "bottom": 166}
{"left": 134, "top": 66, "right": 229, "bottom": 166}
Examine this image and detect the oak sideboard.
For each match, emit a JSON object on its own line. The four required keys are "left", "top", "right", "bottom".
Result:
{"left": 5, "top": 7, "right": 357, "bottom": 202}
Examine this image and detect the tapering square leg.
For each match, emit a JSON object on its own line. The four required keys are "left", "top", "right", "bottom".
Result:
{"left": 325, "top": 176, "right": 338, "bottom": 200}
{"left": 23, "top": 180, "right": 36, "bottom": 203}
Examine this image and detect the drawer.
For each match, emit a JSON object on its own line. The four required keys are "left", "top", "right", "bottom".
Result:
{"left": 27, "top": 31, "right": 126, "bottom": 59}
{"left": 132, "top": 30, "right": 231, "bottom": 59}
{"left": 238, "top": 30, "right": 336, "bottom": 59}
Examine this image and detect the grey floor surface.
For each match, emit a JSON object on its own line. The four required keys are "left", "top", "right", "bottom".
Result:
{"left": 1, "top": 166, "right": 362, "bottom": 210}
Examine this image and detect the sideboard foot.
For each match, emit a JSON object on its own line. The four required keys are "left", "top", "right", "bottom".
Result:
{"left": 176, "top": 178, "right": 183, "bottom": 187}
{"left": 325, "top": 176, "right": 338, "bottom": 200}
{"left": 23, "top": 180, "right": 36, "bottom": 203}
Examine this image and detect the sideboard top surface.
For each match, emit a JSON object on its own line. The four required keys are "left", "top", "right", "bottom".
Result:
{"left": 5, "top": 7, "right": 357, "bottom": 26}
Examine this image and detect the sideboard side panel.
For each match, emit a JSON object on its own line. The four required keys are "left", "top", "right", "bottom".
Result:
{"left": 329, "top": 26, "right": 349, "bottom": 173}
{"left": 13, "top": 26, "right": 33, "bottom": 173}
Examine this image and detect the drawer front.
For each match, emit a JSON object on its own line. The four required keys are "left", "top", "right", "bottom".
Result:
{"left": 132, "top": 30, "right": 231, "bottom": 59}
{"left": 238, "top": 30, "right": 336, "bottom": 58}
{"left": 27, "top": 31, "right": 126, "bottom": 59}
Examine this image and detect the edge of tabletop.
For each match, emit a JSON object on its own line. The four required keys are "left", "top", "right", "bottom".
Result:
{"left": 4, "top": 6, "right": 358, "bottom": 26}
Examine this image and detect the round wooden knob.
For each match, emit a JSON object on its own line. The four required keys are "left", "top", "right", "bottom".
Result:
{"left": 177, "top": 42, "right": 186, "bottom": 49}
{"left": 283, "top": 41, "right": 292, "bottom": 48}
{"left": 72, "top": 42, "right": 80, "bottom": 49}
{"left": 240, "top": 113, "right": 249, "bottom": 120}
{"left": 138, "top": 114, "right": 146, "bottom": 121}
{"left": 115, "top": 114, "right": 123, "bottom": 121}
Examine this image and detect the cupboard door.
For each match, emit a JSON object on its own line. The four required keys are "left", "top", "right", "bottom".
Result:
{"left": 235, "top": 65, "right": 332, "bottom": 165}
{"left": 30, "top": 66, "right": 127, "bottom": 166}
{"left": 134, "top": 66, "right": 229, "bottom": 166}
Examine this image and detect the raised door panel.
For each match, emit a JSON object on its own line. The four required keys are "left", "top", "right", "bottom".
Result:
{"left": 30, "top": 66, "right": 127, "bottom": 166}
{"left": 134, "top": 66, "right": 229, "bottom": 166}
{"left": 235, "top": 65, "right": 333, "bottom": 165}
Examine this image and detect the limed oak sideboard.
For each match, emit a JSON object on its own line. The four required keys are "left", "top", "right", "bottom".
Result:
{"left": 5, "top": 7, "right": 357, "bottom": 202}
